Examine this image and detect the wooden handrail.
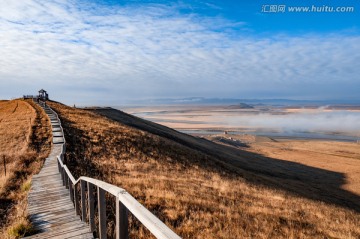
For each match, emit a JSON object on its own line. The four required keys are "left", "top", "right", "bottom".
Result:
{"left": 23, "top": 95, "right": 37, "bottom": 99}
{"left": 45, "top": 105, "right": 181, "bottom": 239}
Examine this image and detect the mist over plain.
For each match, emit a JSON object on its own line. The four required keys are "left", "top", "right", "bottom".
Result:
{"left": 220, "top": 109, "right": 360, "bottom": 136}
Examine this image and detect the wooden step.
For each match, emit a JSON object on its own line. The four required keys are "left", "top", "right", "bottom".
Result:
{"left": 53, "top": 137, "right": 64, "bottom": 144}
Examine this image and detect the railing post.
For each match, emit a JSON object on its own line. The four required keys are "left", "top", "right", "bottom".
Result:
{"left": 59, "top": 164, "right": 63, "bottom": 178}
{"left": 69, "top": 180, "right": 74, "bottom": 203}
{"left": 65, "top": 173, "right": 69, "bottom": 189}
{"left": 88, "top": 182, "right": 95, "bottom": 232}
{"left": 80, "top": 180, "right": 86, "bottom": 221}
{"left": 61, "top": 168, "right": 66, "bottom": 186}
{"left": 116, "top": 196, "right": 128, "bottom": 239}
{"left": 98, "top": 187, "right": 107, "bottom": 239}
{"left": 74, "top": 183, "right": 80, "bottom": 216}
{"left": 57, "top": 160, "right": 61, "bottom": 172}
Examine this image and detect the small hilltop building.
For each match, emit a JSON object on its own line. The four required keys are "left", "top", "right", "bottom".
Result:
{"left": 38, "top": 89, "right": 49, "bottom": 101}
{"left": 23, "top": 89, "right": 50, "bottom": 100}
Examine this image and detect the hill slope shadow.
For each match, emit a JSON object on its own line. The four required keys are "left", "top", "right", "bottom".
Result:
{"left": 89, "top": 107, "right": 360, "bottom": 213}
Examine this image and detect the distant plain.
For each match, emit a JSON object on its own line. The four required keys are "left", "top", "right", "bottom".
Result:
{"left": 123, "top": 104, "right": 360, "bottom": 202}
{"left": 123, "top": 104, "right": 360, "bottom": 141}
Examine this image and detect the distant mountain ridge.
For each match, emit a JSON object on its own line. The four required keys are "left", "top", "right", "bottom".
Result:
{"left": 126, "top": 97, "right": 360, "bottom": 106}
{"left": 227, "top": 103, "right": 254, "bottom": 109}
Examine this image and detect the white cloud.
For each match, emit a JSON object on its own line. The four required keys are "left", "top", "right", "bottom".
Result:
{"left": 0, "top": 0, "right": 359, "bottom": 104}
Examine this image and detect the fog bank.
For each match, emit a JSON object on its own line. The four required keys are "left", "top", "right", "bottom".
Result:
{"left": 221, "top": 110, "right": 360, "bottom": 135}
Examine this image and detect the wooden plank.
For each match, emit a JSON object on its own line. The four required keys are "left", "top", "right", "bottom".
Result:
{"left": 29, "top": 208, "right": 74, "bottom": 217}
{"left": 31, "top": 177, "right": 64, "bottom": 184}
{"left": 32, "top": 216, "right": 83, "bottom": 230}
{"left": 32, "top": 178, "right": 61, "bottom": 183}
{"left": 31, "top": 183, "right": 62, "bottom": 189}
{"left": 34, "top": 172, "right": 61, "bottom": 177}
{"left": 30, "top": 182, "right": 62, "bottom": 188}
{"left": 47, "top": 228, "right": 92, "bottom": 239}
{"left": 31, "top": 178, "right": 62, "bottom": 184}
{"left": 28, "top": 190, "right": 67, "bottom": 198}
{"left": 34, "top": 166, "right": 60, "bottom": 172}
{"left": 28, "top": 200, "right": 71, "bottom": 209}
{"left": 52, "top": 128, "right": 61, "bottom": 132}
{"left": 33, "top": 169, "right": 60, "bottom": 175}
{"left": 24, "top": 223, "right": 92, "bottom": 239}
{"left": 29, "top": 208, "right": 77, "bottom": 221}
{"left": 52, "top": 132, "right": 63, "bottom": 137}
{"left": 28, "top": 204, "right": 74, "bottom": 214}
{"left": 29, "top": 187, "right": 68, "bottom": 195}
{"left": 30, "top": 181, "right": 64, "bottom": 187}
{"left": 53, "top": 137, "right": 65, "bottom": 144}
{"left": 29, "top": 197, "right": 70, "bottom": 207}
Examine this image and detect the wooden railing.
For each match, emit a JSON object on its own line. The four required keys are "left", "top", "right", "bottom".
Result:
{"left": 44, "top": 104, "right": 181, "bottom": 239}
{"left": 23, "top": 95, "right": 37, "bottom": 99}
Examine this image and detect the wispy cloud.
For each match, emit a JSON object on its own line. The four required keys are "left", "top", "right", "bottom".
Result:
{"left": 0, "top": 0, "right": 359, "bottom": 104}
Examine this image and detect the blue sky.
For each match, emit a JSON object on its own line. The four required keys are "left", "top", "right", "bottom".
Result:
{"left": 0, "top": 0, "right": 359, "bottom": 105}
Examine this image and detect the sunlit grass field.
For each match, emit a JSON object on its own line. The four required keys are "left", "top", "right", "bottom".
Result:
{"left": 0, "top": 100, "right": 51, "bottom": 238}
{"left": 50, "top": 101, "right": 360, "bottom": 238}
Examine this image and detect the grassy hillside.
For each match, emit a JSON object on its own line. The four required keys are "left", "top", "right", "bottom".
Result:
{"left": 92, "top": 107, "right": 360, "bottom": 211}
{"left": 0, "top": 100, "right": 51, "bottom": 238}
{"left": 49, "top": 102, "right": 360, "bottom": 239}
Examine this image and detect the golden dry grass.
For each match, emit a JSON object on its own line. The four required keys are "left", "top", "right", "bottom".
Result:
{"left": 243, "top": 139, "right": 360, "bottom": 195}
{"left": 49, "top": 102, "right": 360, "bottom": 239}
{"left": 0, "top": 99, "right": 51, "bottom": 238}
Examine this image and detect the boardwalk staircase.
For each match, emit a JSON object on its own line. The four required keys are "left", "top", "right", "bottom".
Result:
{"left": 24, "top": 102, "right": 180, "bottom": 239}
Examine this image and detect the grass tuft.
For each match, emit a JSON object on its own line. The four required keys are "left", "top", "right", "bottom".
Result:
{"left": 21, "top": 180, "right": 31, "bottom": 193}
{"left": 7, "top": 220, "right": 34, "bottom": 238}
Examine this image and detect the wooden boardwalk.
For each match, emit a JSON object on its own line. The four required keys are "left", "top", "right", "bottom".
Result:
{"left": 24, "top": 105, "right": 93, "bottom": 239}
{"left": 22, "top": 102, "right": 180, "bottom": 239}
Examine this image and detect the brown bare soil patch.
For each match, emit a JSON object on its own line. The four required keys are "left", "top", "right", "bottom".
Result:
{"left": 0, "top": 100, "right": 51, "bottom": 238}
{"left": 49, "top": 102, "right": 360, "bottom": 239}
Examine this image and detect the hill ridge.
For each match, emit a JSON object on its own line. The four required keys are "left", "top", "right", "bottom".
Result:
{"left": 45, "top": 101, "right": 360, "bottom": 238}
